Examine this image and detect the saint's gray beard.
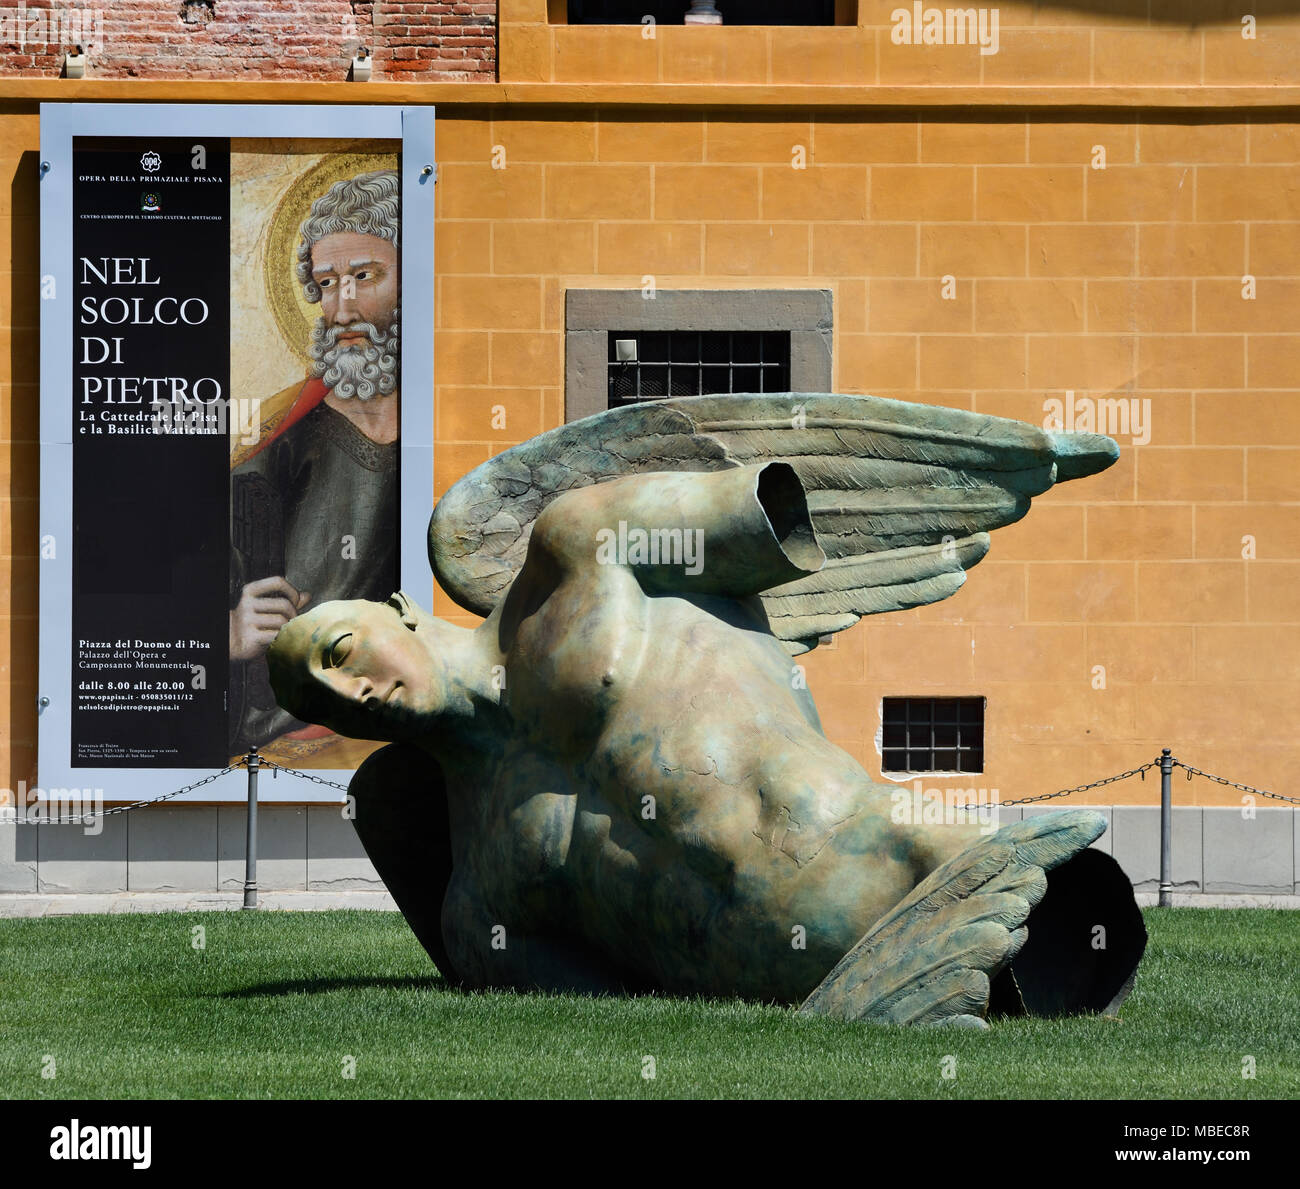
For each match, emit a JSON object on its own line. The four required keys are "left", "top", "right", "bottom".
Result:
{"left": 308, "top": 313, "right": 400, "bottom": 400}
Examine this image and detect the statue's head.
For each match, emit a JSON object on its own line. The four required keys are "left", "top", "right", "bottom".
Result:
{"left": 296, "top": 169, "right": 400, "bottom": 401}
{"left": 267, "top": 590, "right": 435, "bottom": 741}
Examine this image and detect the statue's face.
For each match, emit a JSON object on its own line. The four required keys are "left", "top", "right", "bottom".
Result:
{"left": 267, "top": 591, "right": 436, "bottom": 741}
{"left": 309, "top": 230, "right": 399, "bottom": 341}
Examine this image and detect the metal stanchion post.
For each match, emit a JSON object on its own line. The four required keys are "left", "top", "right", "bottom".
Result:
{"left": 243, "top": 747, "right": 259, "bottom": 910}
{"left": 1158, "top": 747, "right": 1173, "bottom": 908}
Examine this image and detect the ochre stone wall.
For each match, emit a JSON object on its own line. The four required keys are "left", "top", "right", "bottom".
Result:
{"left": 425, "top": 109, "right": 1300, "bottom": 805}
{"left": 1, "top": 0, "right": 1297, "bottom": 808}
{"left": 3, "top": 102, "right": 1299, "bottom": 805}
{"left": 501, "top": 0, "right": 1300, "bottom": 86}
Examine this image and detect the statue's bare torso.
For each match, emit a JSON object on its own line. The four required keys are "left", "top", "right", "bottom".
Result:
{"left": 436, "top": 482, "right": 980, "bottom": 1001}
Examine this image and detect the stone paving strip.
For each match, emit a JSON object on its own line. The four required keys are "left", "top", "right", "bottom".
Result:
{"left": 0, "top": 891, "right": 398, "bottom": 917}
{"left": 0, "top": 890, "right": 1296, "bottom": 918}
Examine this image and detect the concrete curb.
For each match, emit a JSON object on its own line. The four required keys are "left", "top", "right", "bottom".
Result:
{"left": 1131, "top": 891, "right": 1300, "bottom": 910}
{"left": 0, "top": 890, "right": 398, "bottom": 917}
{"left": 0, "top": 890, "right": 1297, "bottom": 918}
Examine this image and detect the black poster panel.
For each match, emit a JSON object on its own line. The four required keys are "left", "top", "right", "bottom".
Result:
{"left": 70, "top": 136, "right": 230, "bottom": 769}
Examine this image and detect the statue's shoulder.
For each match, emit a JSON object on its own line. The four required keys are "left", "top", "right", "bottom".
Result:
{"left": 527, "top": 483, "right": 612, "bottom": 568}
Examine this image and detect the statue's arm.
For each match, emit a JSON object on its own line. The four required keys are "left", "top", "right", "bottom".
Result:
{"left": 527, "top": 462, "right": 825, "bottom": 599}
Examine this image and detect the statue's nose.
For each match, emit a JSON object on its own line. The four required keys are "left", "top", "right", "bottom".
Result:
{"left": 350, "top": 675, "right": 377, "bottom": 708}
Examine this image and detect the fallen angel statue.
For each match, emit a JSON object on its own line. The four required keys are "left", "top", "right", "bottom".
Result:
{"left": 267, "top": 393, "right": 1147, "bottom": 1028}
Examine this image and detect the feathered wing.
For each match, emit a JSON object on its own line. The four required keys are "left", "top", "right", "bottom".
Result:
{"left": 428, "top": 401, "right": 733, "bottom": 615}
{"left": 428, "top": 393, "right": 1118, "bottom": 652}
{"left": 798, "top": 810, "right": 1107, "bottom": 1028}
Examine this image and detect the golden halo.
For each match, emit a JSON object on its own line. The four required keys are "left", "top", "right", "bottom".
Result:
{"left": 264, "top": 150, "right": 400, "bottom": 365}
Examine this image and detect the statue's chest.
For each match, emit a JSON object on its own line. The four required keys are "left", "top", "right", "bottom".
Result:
{"left": 502, "top": 575, "right": 647, "bottom": 733}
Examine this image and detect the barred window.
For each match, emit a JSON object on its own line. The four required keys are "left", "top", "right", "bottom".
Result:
{"left": 564, "top": 289, "right": 831, "bottom": 424}
{"left": 607, "top": 330, "right": 791, "bottom": 407}
{"left": 881, "top": 697, "right": 985, "bottom": 774}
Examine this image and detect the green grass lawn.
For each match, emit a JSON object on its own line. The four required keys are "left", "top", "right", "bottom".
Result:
{"left": 1, "top": 907, "right": 1296, "bottom": 1099}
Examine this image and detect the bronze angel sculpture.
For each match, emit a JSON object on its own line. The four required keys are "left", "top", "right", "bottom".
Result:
{"left": 268, "top": 393, "right": 1146, "bottom": 1027}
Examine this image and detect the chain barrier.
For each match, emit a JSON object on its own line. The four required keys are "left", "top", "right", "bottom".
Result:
{"left": 9, "top": 764, "right": 245, "bottom": 825}
{"left": 1170, "top": 760, "right": 1300, "bottom": 806}
{"left": 7, "top": 753, "right": 1294, "bottom": 825}
{"left": 991, "top": 757, "right": 1294, "bottom": 808}
{"left": 997, "top": 760, "right": 1160, "bottom": 807}
{"left": 257, "top": 758, "right": 351, "bottom": 794}
{"left": 6, "top": 752, "right": 348, "bottom": 826}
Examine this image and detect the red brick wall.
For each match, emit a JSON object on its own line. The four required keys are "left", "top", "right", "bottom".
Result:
{"left": 0, "top": 0, "right": 496, "bottom": 79}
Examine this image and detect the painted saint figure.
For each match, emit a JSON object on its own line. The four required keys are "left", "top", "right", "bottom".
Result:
{"left": 264, "top": 395, "right": 1148, "bottom": 1027}
{"left": 229, "top": 169, "right": 401, "bottom": 753}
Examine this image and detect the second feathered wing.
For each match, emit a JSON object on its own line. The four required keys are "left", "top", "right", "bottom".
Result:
{"left": 428, "top": 393, "right": 1118, "bottom": 654}
{"left": 798, "top": 809, "right": 1109, "bottom": 1027}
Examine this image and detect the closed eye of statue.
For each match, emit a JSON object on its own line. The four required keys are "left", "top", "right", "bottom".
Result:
{"left": 324, "top": 633, "right": 353, "bottom": 668}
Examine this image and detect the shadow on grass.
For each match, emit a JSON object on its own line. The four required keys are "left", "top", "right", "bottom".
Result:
{"left": 218, "top": 975, "right": 450, "bottom": 998}
{"left": 217, "top": 976, "right": 683, "bottom": 1007}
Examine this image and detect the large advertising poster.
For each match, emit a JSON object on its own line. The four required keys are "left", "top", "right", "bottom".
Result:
{"left": 40, "top": 106, "right": 435, "bottom": 802}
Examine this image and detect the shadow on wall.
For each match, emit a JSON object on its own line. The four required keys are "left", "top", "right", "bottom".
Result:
{"left": 950, "top": 0, "right": 1300, "bottom": 15}
{"left": 1051, "top": 0, "right": 1300, "bottom": 16}
{"left": 10, "top": 146, "right": 39, "bottom": 876}
{"left": 562, "top": 1, "right": 1300, "bottom": 21}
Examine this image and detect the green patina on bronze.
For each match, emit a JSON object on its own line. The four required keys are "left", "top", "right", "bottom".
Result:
{"left": 268, "top": 393, "right": 1147, "bottom": 1028}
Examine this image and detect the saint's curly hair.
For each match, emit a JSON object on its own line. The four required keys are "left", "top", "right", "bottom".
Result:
{"left": 295, "top": 169, "right": 399, "bottom": 303}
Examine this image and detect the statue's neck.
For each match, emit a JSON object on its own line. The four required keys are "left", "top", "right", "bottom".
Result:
{"left": 411, "top": 617, "right": 508, "bottom": 801}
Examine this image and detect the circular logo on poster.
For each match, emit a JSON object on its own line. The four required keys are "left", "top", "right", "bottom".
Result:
{"left": 140, "top": 151, "right": 162, "bottom": 173}
{"left": 141, "top": 192, "right": 162, "bottom": 213}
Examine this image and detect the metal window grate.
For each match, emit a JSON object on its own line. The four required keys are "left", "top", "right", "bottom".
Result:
{"left": 569, "top": 2, "right": 836, "bottom": 25}
{"left": 607, "top": 330, "right": 791, "bottom": 408}
{"left": 881, "top": 697, "right": 985, "bottom": 774}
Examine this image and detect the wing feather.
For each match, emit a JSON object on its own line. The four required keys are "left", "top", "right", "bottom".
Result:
{"left": 428, "top": 393, "right": 1119, "bottom": 645}
{"left": 799, "top": 809, "right": 1106, "bottom": 1027}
